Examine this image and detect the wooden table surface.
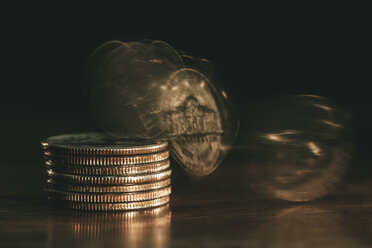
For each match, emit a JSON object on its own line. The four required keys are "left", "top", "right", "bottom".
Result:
{"left": 1, "top": 148, "right": 372, "bottom": 248}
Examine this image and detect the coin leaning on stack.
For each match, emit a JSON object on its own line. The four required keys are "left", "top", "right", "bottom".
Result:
{"left": 41, "top": 133, "right": 172, "bottom": 211}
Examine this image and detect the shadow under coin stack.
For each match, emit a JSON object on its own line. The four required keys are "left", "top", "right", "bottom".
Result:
{"left": 41, "top": 133, "right": 172, "bottom": 211}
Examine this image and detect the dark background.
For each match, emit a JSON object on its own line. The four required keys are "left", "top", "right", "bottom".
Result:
{"left": 0, "top": 4, "right": 370, "bottom": 194}
{"left": 2, "top": 6, "right": 372, "bottom": 247}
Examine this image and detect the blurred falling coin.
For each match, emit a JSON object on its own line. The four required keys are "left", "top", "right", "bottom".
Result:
{"left": 87, "top": 41, "right": 239, "bottom": 177}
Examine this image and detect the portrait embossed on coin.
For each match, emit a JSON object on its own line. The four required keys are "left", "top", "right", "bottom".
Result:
{"left": 151, "top": 69, "right": 224, "bottom": 175}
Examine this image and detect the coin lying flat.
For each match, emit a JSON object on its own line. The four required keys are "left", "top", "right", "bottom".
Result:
{"left": 46, "top": 186, "right": 171, "bottom": 203}
{"left": 49, "top": 195, "right": 170, "bottom": 211}
{"left": 46, "top": 178, "right": 171, "bottom": 193}
{"left": 44, "top": 150, "right": 169, "bottom": 166}
{"left": 47, "top": 169, "right": 172, "bottom": 185}
{"left": 46, "top": 159, "right": 170, "bottom": 176}
{"left": 41, "top": 133, "right": 168, "bottom": 156}
{"left": 41, "top": 131, "right": 174, "bottom": 211}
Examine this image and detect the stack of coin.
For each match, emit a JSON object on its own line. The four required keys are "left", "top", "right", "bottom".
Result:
{"left": 41, "top": 133, "right": 171, "bottom": 211}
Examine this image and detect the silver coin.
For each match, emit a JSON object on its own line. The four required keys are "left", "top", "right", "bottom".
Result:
{"left": 46, "top": 186, "right": 171, "bottom": 203}
{"left": 46, "top": 159, "right": 170, "bottom": 176}
{"left": 48, "top": 195, "right": 170, "bottom": 211}
{"left": 44, "top": 150, "right": 169, "bottom": 166}
{"left": 47, "top": 169, "right": 172, "bottom": 185}
{"left": 46, "top": 178, "right": 171, "bottom": 193}
{"left": 41, "top": 133, "right": 168, "bottom": 156}
{"left": 87, "top": 41, "right": 239, "bottom": 177}
{"left": 87, "top": 41, "right": 184, "bottom": 139}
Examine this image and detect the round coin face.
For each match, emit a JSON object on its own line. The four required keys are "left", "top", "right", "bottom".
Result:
{"left": 87, "top": 40, "right": 239, "bottom": 176}
{"left": 156, "top": 69, "right": 226, "bottom": 176}
{"left": 238, "top": 95, "right": 352, "bottom": 202}
{"left": 148, "top": 68, "right": 237, "bottom": 176}
{"left": 87, "top": 40, "right": 184, "bottom": 138}
{"left": 48, "top": 195, "right": 170, "bottom": 211}
{"left": 41, "top": 133, "right": 168, "bottom": 156}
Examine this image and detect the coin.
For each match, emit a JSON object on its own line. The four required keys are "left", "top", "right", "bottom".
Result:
{"left": 46, "top": 178, "right": 171, "bottom": 193}
{"left": 44, "top": 150, "right": 169, "bottom": 166}
{"left": 46, "top": 159, "right": 170, "bottom": 176}
{"left": 49, "top": 195, "right": 170, "bottom": 211}
{"left": 86, "top": 40, "right": 240, "bottom": 177}
{"left": 46, "top": 186, "right": 171, "bottom": 203}
{"left": 41, "top": 133, "right": 168, "bottom": 156}
{"left": 87, "top": 41, "right": 184, "bottom": 139}
{"left": 42, "top": 132, "right": 174, "bottom": 211}
{"left": 47, "top": 169, "right": 172, "bottom": 185}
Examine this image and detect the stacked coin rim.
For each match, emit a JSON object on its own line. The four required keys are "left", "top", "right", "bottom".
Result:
{"left": 42, "top": 133, "right": 171, "bottom": 211}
